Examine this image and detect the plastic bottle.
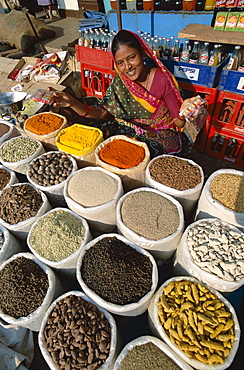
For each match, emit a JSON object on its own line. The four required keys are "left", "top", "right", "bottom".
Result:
{"left": 182, "top": 0, "right": 197, "bottom": 10}
{"left": 143, "top": 0, "right": 155, "bottom": 9}
{"left": 204, "top": 0, "right": 216, "bottom": 9}
{"left": 180, "top": 40, "right": 190, "bottom": 62}
{"left": 199, "top": 42, "right": 209, "bottom": 65}
{"left": 226, "top": 45, "right": 242, "bottom": 70}
{"left": 162, "top": 38, "right": 171, "bottom": 60}
{"left": 126, "top": 0, "right": 137, "bottom": 9}
{"left": 172, "top": 39, "right": 180, "bottom": 61}
{"left": 208, "top": 44, "right": 219, "bottom": 66}
{"left": 189, "top": 41, "right": 199, "bottom": 64}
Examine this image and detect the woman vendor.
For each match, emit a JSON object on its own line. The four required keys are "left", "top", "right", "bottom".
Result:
{"left": 49, "top": 29, "right": 195, "bottom": 157}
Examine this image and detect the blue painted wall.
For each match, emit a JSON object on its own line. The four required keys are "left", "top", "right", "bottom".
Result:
{"left": 107, "top": 10, "right": 213, "bottom": 40}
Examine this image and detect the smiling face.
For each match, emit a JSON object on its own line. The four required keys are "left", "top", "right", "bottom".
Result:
{"left": 114, "top": 44, "right": 145, "bottom": 82}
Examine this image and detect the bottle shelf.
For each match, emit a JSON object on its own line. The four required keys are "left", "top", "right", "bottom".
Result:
{"left": 178, "top": 23, "right": 244, "bottom": 46}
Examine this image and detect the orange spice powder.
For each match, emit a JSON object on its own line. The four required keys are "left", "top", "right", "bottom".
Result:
{"left": 99, "top": 139, "right": 145, "bottom": 169}
{"left": 25, "top": 113, "right": 64, "bottom": 135}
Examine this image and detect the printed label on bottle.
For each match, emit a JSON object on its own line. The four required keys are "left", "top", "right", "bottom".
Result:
{"left": 189, "top": 59, "right": 198, "bottom": 64}
{"left": 199, "top": 54, "right": 208, "bottom": 63}
{"left": 238, "top": 66, "right": 244, "bottom": 72}
{"left": 173, "top": 56, "right": 180, "bottom": 61}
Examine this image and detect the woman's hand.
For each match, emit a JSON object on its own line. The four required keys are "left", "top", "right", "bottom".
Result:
{"left": 180, "top": 97, "right": 197, "bottom": 114}
{"left": 48, "top": 88, "right": 77, "bottom": 108}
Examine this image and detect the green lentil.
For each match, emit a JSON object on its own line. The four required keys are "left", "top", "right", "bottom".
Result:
{"left": 29, "top": 209, "right": 86, "bottom": 261}
{"left": 0, "top": 137, "right": 40, "bottom": 162}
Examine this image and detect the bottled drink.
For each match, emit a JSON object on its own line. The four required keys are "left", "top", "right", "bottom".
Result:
{"left": 143, "top": 0, "right": 155, "bottom": 9}
{"left": 152, "top": 36, "right": 160, "bottom": 58}
{"left": 172, "top": 39, "right": 180, "bottom": 61}
{"left": 84, "top": 29, "right": 90, "bottom": 48}
{"left": 204, "top": 0, "right": 216, "bottom": 9}
{"left": 237, "top": 59, "right": 244, "bottom": 72}
{"left": 180, "top": 40, "right": 190, "bottom": 62}
{"left": 162, "top": 38, "right": 171, "bottom": 60}
{"left": 170, "top": 36, "right": 175, "bottom": 54}
{"left": 162, "top": 0, "right": 174, "bottom": 9}
{"left": 208, "top": 44, "right": 219, "bottom": 66}
{"left": 195, "top": 0, "right": 205, "bottom": 9}
{"left": 78, "top": 29, "right": 84, "bottom": 46}
{"left": 89, "top": 28, "right": 95, "bottom": 49}
{"left": 199, "top": 42, "right": 209, "bottom": 65}
{"left": 216, "top": 135, "right": 226, "bottom": 153}
{"left": 182, "top": 0, "right": 197, "bottom": 10}
{"left": 210, "top": 133, "right": 220, "bottom": 151}
{"left": 110, "top": 0, "right": 117, "bottom": 9}
{"left": 120, "top": 0, "right": 127, "bottom": 9}
{"left": 126, "top": 0, "right": 137, "bottom": 9}
{"left": 158, "top": 37, "right": 164, "bottom": 57}
{"left": 226, "top": 45, "right": 242, "bottom": 70}
{"left": 225, "top": 0, "right": 238, "bottom": 6}
{"left": 189, "top": 41, "right": 199, "bottom": 64}
{"left": 154, "top": 0, "right": 163, "bottom": 9}
{"left": 136, "top": 0, "right": 144, "bottom": 8}
{"left": 174, "top": 0, "right": 183, "bottom": 9}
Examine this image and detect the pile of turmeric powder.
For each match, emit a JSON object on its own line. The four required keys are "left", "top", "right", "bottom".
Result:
{"left": 25, "top": 113, "right": 64, "bottom": 135}
{"left": 56, "top": 124, "right": 103, "bottom": 156}
{"left": 99, "top": 139, "right": 145, "bottom": 169}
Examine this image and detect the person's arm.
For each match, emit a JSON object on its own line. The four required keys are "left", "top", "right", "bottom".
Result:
{"left": 48, "top": 89, "right": 111, "bottom": 123}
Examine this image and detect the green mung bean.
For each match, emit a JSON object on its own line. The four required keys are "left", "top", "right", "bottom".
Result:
{"left": 29, "top": 209, "right": 86, "bottom": 261}
{"left": 0, "top": 137, "right": 40, "bottom": 162}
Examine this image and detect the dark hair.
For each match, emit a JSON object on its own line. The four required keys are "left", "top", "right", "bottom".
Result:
{"left": 112, "top": 30, "right": 143, "bottom": 56}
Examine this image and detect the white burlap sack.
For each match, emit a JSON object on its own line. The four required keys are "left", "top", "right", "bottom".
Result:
{"left": 145, "top": 154, "right": 204, "bottom": 220}
{"left": 0, "top": 252, "right": 64, "bottom": 332}
{"left": 0, "top": 120, "right": 20, "bottom": 145}
{"left": 95, "top": 135, "right": 150, "bottom": 192}
{"left": 38, "top": 290, "right": 118, "bottom": 370}
{"left": 26, "top": 152, "right": 78, "bottom": 207}
{"left": 116, "top": 187, "right": 184, "bottom": 261}
{"left": 0, "top": 183, "right": 52, "bottom": 240}
{"left": 76, "top": 233, "right": 158, "bottom": 317}
{"left": 148, "top": 276, "right": 241, "bottom": 370}
{"left": 0, "top": 137, "right": 45, "bottom": 174}
{"left": 0, "top": 165, "right": 18, "bottom": 189}
{"left": 113, "top": 335, "right": 193, "bottom": 370}
{"left": 0, "top": 224, "right": 22, "bottom": 264}
{"left": 64, "top": 167, "right": 124, "bottom": 234}
{"left": 27, "top": 207, "right": 92, "bottom": 278}
{"left": 195, "top": 168, "right": 244, "bottom": 231}
{"left": 174, "top": 218, "right": 244, "bottom": 293}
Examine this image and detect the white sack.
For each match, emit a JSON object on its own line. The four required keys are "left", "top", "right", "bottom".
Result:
{"left": 195, "top": 168, "right": 244, "bottom": 231}
{"left": 0, "top": 252, "right": 64, "bottom": 332}
{"left": 0, "top": 182, "right": 52, "bottom": 240}
{"left": 0, "top": 165, "right": 18, "bottom": 188}
{"left": 174, "top": 218, "right": 244, "bottom": 293}
{"left": 38, "top": 290, "right": 118, "bottom": 370}
{"left": 113, "top": 335, "right": 193, "bottom": 370}
{"left": 76, "top": 233, "right": 158, "bottom": 317}
{"left": 148, "top": 276, "right": 241, "bottom": 370}
{"left": 64, "top": 167, "right": 124, "bottom": 233}
{"left": 0, "top": 224, "right": 23, "bottom": 263}
{"left": 116, "top": 187, "right": 184, "bottom": 261}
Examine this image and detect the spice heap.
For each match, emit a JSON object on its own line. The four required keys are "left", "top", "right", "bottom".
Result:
{"left": 29, "top": 209, "right": 86, "bottom": 261}
{"left": 119, "top": 341, "right": 181, "bottom": 370}
{"left": 28, "top": 152, "right": 74, "bottom": 187}
{"left": 81, "top": 236, "right": 153, "bottom": 305}
{"left": 0, "top": 122, "right": 10, "bottom": 138}
{"left": 0, "top": 230, "right": 4, "bottom": 252}
{"left": 0, "top": 136, "right": 40, "bottom": 163}
{"left": 157, "top": 280, "right": 235, "bottom": 366}
{"left": 149, "top": 156, "right": 202, "bottom": 190}
{"left": 67, "top": 169, "right": 119, "bottom": 207}
{"left": 0, "top": 184, "right": 43, "bottom": 224}
{"left": 187, "top": 219, "right": 244, "bottom": 282}
{"left": 56, "top": 124, "right": 103, "bottom": 156}
{"left": 0, "top": 168, "right": 11, "bottom": 190}
{"left": 120, "top": 191, "right": 180, "bottom": 240}
{"left": 25, "top": 112, "right": 64, "bottom": 135}
{"left": 99, "top": 139, "right": 145, "bottom": 169}
{"left": 210, "top": 173, "right": 244, "bottom": 212}
{"left": 0, "top": 256, "right": 49, "bottom": 318}
{"left": 43, "top": 294, "right": 111, "bottom": 370}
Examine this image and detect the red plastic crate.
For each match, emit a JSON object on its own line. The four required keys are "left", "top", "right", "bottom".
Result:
{"left": 204, "top": 125, "right": 244, "bottom": 167}
{"left": 178, "top": 82, "right": 219, "bottom": 152}
{"left": 211, "top": 90, "right": 244, "bottom": 134}
{"left": 75, "top": 45, "right": 115, "bottom": 99}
